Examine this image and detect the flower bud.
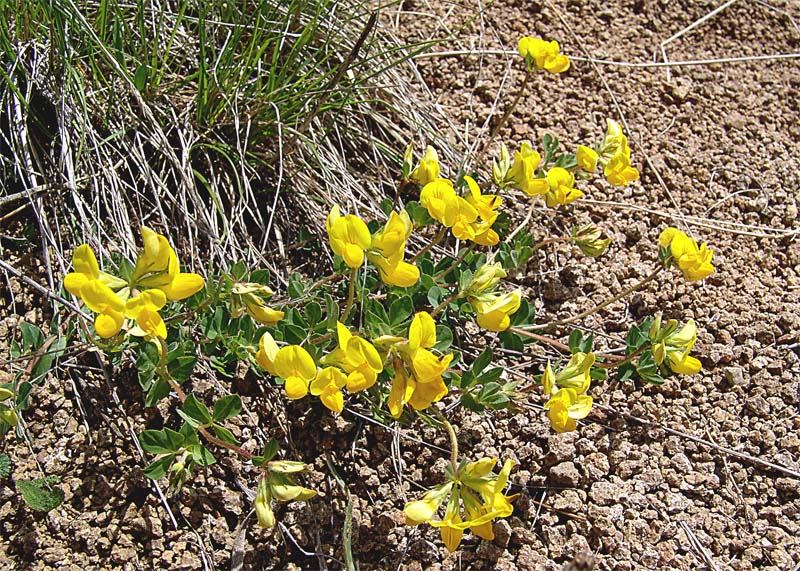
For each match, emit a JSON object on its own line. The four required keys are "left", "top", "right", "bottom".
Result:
{"left": 572, "top": 224, "right": 612, "bottom": 258}
{"left": 492, "top": 143, "right": 511, "bottom": 187}
{"left": 402, "top": 142, "right": 415, "bottom": 180}
{"left": 464, "top": 263, "right": 506, "bottom": 296}
{"left": 255, "top": 480, "right": 276, "bottom": 528}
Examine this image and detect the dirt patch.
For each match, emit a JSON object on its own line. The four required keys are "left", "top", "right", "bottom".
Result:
{"left": 2, "top": 1, "right": 800, "bottom": 570}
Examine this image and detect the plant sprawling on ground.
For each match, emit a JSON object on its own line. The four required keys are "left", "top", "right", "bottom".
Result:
{"left": 1, "top": 2, "right": 719, "bottom": 562}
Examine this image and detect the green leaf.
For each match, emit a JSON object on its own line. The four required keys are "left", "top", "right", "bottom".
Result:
{"left": 389, "top": 296, "right": 413, "bottom": 326}
{"left": 183, "top": 394, "right": 213, "bottom": 425}
{"left": 325, "top": 294, "right": 339, "bottom": 330}
{"left": 0, "top": 452, "right": 10, "bottom": 478}
{"left": 139, "top": 428, "right": 185, "bottom": 455}
{"left": 287, "top": 272, "right": 305, "bottom": 298}
{"left": 212, "top": 395, "right": 242, "bottom": 422}
{"left": 568, "top": 330, "right": 594, "bottom": 354}
{"left": 15, "top": 381, "right": 32, "bottom": 411}
{"left": 133, "top": 63, "right": 148, "bottom": 92}
{"left": 434, "top": 325, "right": 453, "bottom": 352}
{"left": 16, "top": 476, "right": 64, "bottom": 512}
{"left": 426, "top": 286, "right": 441, "bottom": 308}
{"left": 168, "top": 355, "right": 197, "bottom": 383}
{"left": 460, "top": 392, "right": 484, "bottom": 413}
{"left": 261, "top": 438, "right": 279, "bottom": 463}
{"left": 478, "top": 367, "right": 504, "bottom": 384}
{"left": 190, "top": 444, "right": 216, "bottom": 467}
{"left": 145, "top": 378, "right": 172, "bottom": 408}
{"left": 306, "top": 302, "right": 322, "bottom": 328}
{"left": 212, "top": 424, "right": 239, "bottom": 445}
{"left": 20, "top": 322, "right": 44, "bottom": 352}
{"left": 472, "top": 348, "right": 493, "bottom": 375}
{"left": 143, "top": 455, "right": 175, "bottom": 480}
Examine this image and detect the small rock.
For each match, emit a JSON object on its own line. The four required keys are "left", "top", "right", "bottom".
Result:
{"left": 493, "top": 519, "right": 512, "bottom": 547}
{"left": 724, "top": 367, "right": 747, "bottom": 387}
{"left": 745, "top": 395, "right": 770, "bottom": 417}
{"left": 671, "top": 453, "right": 693, "bottom": 474}
{"left": 550, "top": 462, "right": 581, "bottom": 487}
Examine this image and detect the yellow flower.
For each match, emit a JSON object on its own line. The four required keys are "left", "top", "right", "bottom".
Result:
{"left": 544, "top": 167, "right": 582, "bottom": 207}
{"left": 256, "top": 331, "right": 280, "bottom": 375}
{"left": 576, "top": 145, "right": 598, "bottom": 173}
{"left": 411, "top": 145, "right": 441, "bottom": 186}
{"left": 506, "top": 142, "right": 549, "bottom": 196}
{"left": 464, "top": 176, "right": 501, "bottom": 222}
{"left": 133, "top": 227, "right": 204, "bottom": 300}
{"left": 64, "top": 244, "right": 127, "bottom": 295}
{"left": 404, "top": 483, "right": 453, "bottom": 525}
{"left": 541, "top": 354, "right": 595, "bottom": 432}
{"left": 80, "top": 280, "right": 126, "bottom": 338}
{"left": 650, "top": 317, "right": 702, "bottom": 375}
{"left": 326, "top": 205, "right": 371, "bottom": 268}
{"left": 0, "top": 387, "right": 19, "bottom": 428}
{"left": 125, "top": 289, "right": 168, "bottom": 339}
{"left": 273, "top": 345, "right": 317, "bottom": 400}
{"left": 544, "top": 387, "right": 593, "bottom": 433}
{"left": 471, "top": 290, "right": 522, "bottom": 332}
{"left": 604, "top": 152, "right": 639, "bottom": 186}
{"left": 443, "top": 196, "right": 479, "bottom": 241}
{"left": 324, "top": 322, "right": 383, "bottom": 392}
{"left": 420, "top": 178, "right": 457, "bottom": 224}
{"left": 387, "top": 312, "right": 453, "bottom": 416}
{"left": 518, "top": 37, "right": 570, "bottom": 73}
{"left": 600, "top": 118, "right": 627, "bottom": 159}
{"left": 573, "top": 224, "right": 612, "bottom": 258}
{"left": 463, "top": 263, "right": 506, "bottom": 297}
{"left": 659, "top": 228, "right": 714, "bottom": 281}
{"left": 231, "top": 282, "right": 284, "bottom": 326}
{"left": 407, "top": 312, "right": 452, "bottom": 383}
{"left": 309, "top": 367, "right": 348, "bottom": 413}
{"left": 368, "top": 210, "right": 420, "bottom": 288}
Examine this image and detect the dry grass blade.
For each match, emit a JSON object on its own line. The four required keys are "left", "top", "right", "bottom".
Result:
{"left": 680, "top": 520, "right": 723, "bottom": 571}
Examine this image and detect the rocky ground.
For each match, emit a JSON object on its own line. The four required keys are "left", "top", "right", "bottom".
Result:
{"left": 1, "top": 0, "right": 799, "bottom": 570}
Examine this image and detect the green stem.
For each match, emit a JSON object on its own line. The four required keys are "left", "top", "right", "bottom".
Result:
{"left": 341, "top": 267, "right": 358, "bottom": 321}
{"left": 531, "top": 236, "right": 571, "bottom": 253}
{"left": 410, "top": 227, "right": 447, "bottom": 263}
{"left": 432, "top": 408, "right": 459, "bottom": 474}
{"left": 434, "top": 246, "right": 474, "bottom": 282}
{"left": 431, "top": 292, "right": 462, "bottom": 317}
{"left": 155, "top": 339, "right": 254, "bottom": 459}
{"left": 520, "top": 265, "right": 663, "bottom": 331}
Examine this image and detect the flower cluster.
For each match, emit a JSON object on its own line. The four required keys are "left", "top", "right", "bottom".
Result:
{"left": 596, "top": 119, "right": 640, "bottom": 186}
{"left": 254, "top": 461, "right": 317, "bottom": 529}
{"left": 494, "top": 142, "right": 583, "bottom": 207}
{"left": 659, "top": 227, "right": 714, "bottom": 282}
{"left": 649, "top": 314, "right": 702, "bottom": 375}
{"left": 64, "top": 227, "right": 204, "bottom": 339}
{"left": 327, "top": 205, "right": 420, "bottom": 287}
{"left": 381, "top": 311, "right": 454, "bottom": 417}
{"left": 419, "top": 176, "right": 502, "bottom": 246}
{"left": 256, "top": 325, "right": 383, "bottom": 414}
{"left": 404, "top": 458, "right": 516, "bottom": 552}
{"left": 518, "top": 37, "right": 570, "bottom": 74}
{"left": 542, "top": 352, "right": 595, "bottom": 432}
{"left": 462, "top": 263, "right": 522, "bottom": 332}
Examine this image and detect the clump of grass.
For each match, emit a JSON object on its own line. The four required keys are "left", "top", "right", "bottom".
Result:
{"left": 0, "top": 0, "right": 460, "bottom": 282}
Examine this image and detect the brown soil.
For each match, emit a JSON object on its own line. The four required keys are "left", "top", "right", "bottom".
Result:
{"left": 2, "top": 1, "right": 800, "bottom": 570}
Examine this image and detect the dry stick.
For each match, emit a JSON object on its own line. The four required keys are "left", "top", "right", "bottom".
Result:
{"left": 509, "top": 327, "right": 642, "bottom": 365}
{"left": 520, "top": 266, "right": 663, "bottom": 331}
{"left": 659, "top": 0, "right": 739, "bottom": 83}
{"left": 0, "top": 258, "right": 89, "bottom": 319}
{"left": 474, "top": 68, "right": 533, "bottom": 166}
{"left": 680, "top": 521, "right": 723, "bottom": 571}
{"left": 413, "top": 49, "right": 800, "bottom": 69}
{"left": 593, "top": 402, "right": 800, "bottom": 479}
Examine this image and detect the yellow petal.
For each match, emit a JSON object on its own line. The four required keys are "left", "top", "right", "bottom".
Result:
{"left": 256, "top": 332, "right": 280, "bottom": 375}
{"left": 408, "top": 312, "right": 436, "bottom": 350}
{"left": 64, "top": 272, "right": 90, "bottom": 296}
{"left": 81, "top": 280, "right": 125, "bottom": 314}
{"left": 274, "top": 346, "right": 317, "bottom": 383}
{"left": 94, "top": 310, "right": 124, "bottom": 338}
{"left": 284, "top": 375, "right": 310, "bottom": 400}
{"left": 161, "top": 272, "right": 204, "bottom": 300}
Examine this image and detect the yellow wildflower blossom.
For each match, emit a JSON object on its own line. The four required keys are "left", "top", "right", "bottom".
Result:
{"left": 659, "top": 227, "right": 714, "bottom": 282}
{"left": 326, "top": 205, "right": 371, "bottom": 269}
{"left": 518, "top": 37, "right": 570, "bottom": 73}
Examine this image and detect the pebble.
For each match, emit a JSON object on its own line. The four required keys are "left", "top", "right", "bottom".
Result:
{"left": 724, "top": 366, "right": 747, "bottom": 387}
{"left": 549, "top": 461, "right": 581, "bottom": 487}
